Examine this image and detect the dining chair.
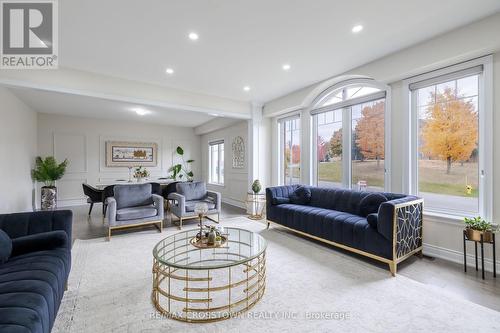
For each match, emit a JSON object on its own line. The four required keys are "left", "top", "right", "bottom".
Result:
{"left": 82, "top": 183, "right": 103, "bottom": 215}
{"left": 102, "top": 185, "right": 115, "bottom": 217}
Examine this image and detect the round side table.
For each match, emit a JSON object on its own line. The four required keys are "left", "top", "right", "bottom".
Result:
{"left": 246, "top": 192, "right": 266, "bottom": 220}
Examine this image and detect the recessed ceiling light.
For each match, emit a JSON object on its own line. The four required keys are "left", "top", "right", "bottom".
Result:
{"left": 188, "top": 32, "right": 199, "bottom": 40}
{"left": 209, "top": 113, "right": 219, "bottom": 117}
{"left": 165, "top": 68, "right": 174, "bottom": 75}
{"left": 133, "top": 108, "right": 150, "bottom": 116}
{"left": 243, "top": 86, "right": 251, "bottom": 92}
{"left": 282, "top": 64, "right": 291, "bottom": 71}
{"left": 352, "top": 25, "right": 363, "bottom": 33}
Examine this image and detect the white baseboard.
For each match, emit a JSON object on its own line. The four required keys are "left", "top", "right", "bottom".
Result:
{"left": 423, "top": 242, "right": 498, "bottom": 273}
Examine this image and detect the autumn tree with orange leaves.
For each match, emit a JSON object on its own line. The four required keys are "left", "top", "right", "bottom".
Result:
{"left": 420, "top": 88, "right": 478, "bottom": 174}
{"left": 355, "top": 101, "right": 385, "bottom": 167}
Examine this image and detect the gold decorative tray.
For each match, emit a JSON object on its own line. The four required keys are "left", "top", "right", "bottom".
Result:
{"left": 190, "top": 234, "right": 228, "bottom": 249}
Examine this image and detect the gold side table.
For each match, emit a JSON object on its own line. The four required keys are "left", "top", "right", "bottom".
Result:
{"left": 246, "top": 192, "right": 266, "bottom": 220}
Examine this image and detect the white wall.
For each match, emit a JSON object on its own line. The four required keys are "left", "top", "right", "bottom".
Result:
{"left": 37, "top": 113, "right": 201, "bottom": 207}
{"left": 0, "top": 87, "right": 37, "bottom": 213}
{"left": 201, "top": 121, "right": 248, "bottom": 209}
{"left": 263, "top": 13, "right": 500, "bottom": 270}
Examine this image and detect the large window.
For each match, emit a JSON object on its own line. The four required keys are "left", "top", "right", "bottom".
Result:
{"left": 313, "top": 82, "right": 387, "bottom": 191}
{"left": 410, "top": 65, "right": 485, "bottom": 216}
{"left": 279, "top": 116, "right": 301, "bottom": 185}
{"left": 209, "top": 140, "right": 224, "bottom": 185}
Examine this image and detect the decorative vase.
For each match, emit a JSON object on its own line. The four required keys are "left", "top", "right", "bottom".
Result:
{"left": 465, "top": 228, "right": 493, "bottom": 243}
{"left": 41, "top": 186, "right": 57, "bottom": 210}
{"left": 207, "top": 230, "right": 216, "bottom": 245}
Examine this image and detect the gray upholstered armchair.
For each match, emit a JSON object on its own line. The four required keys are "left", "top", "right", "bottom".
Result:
{"left": 168, "top": 181, "right": 221, "bottom": 229}
{"left": 106, "top": 183, "right": 164, "bottom": 239}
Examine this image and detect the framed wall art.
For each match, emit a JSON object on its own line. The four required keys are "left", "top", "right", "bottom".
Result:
{"left": 105, "top": 141, "right": 158, "bottom": 167}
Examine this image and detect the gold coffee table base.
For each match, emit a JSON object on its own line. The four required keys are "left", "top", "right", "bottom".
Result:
{"left": 151, "top": 228, "right": 267, "bottom": 323}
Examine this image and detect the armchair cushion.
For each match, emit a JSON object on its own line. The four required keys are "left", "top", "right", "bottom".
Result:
{"left": 114, "top": 184, "right": 153, "bottom": 209}
{"left": 10, "top": 231, "right": 68, "bottom": 258}
{"left": 176, "top": 181, "right": 207, "bottom": 201}
{"left": 0, "top": 229, "right": 12, "bottom": 264}
{"left": 185, "top": 200, "right": 216, "bottom": 212}
{"left": 116, "top": 206, "right": 158, "bottom": 221}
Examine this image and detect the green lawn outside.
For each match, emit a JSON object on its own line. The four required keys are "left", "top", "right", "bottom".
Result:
{"left": 318, "top": 159, "right": 478, "bottom": 197}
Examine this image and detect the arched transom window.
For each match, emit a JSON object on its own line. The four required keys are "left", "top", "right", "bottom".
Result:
{"left": 311, "top": 80, "right": 388, "bottom": 191}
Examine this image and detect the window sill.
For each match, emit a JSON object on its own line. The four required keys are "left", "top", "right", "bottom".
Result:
{"left": 423, "top": 211, "right": 465, "bottom": 227}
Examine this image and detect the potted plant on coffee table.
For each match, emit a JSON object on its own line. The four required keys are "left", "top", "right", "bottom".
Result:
{"left": 31, "top": 156, "right": 68, "bottom": 210}
{"left": 464, "top": 216, "right": 498, "bottom": 243}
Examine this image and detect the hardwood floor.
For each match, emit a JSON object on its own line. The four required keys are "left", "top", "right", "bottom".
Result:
{"left": 67, "top": 203, "right": 500, "bottom": 312}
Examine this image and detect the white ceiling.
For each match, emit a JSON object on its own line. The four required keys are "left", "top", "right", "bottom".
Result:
{"left": 59, "top": 0, "right": 500, "bottom": 103}
{"left": 9, "top": 88, "right": 215, "bottom": 127}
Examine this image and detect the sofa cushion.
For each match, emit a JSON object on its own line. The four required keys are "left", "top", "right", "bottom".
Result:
{"left": 114, "top": 184, "right": 153, "bottom": 209}
{"left": 0, "top": 229, "right": 12, "bottom": 264}
{"left": 185, "top": 199, "right": 216, "bottom": 212}
{"left": 116, "top": 206, "right": 158, "bottom": 221}
{"left": 176, "top": 181, "right": 207, "bottom": 201}
{"left": 10, "top": 231, "right": 68, "bottom": 258}
{"left": 289, "top": 186, "right": 312, "bottom": 205}
{"left": 366, "top": 213, "right": 378, "bottom": 228}
{"left": 358, "top": 193, "right": 387, "bottom": 217}
{"left": 272, "top": 196, "right": 290, "bottom": 205}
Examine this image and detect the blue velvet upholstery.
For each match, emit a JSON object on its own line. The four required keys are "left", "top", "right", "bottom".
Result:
{"left": 0, "top": 210, "right": 72, "bottom": 333}
{"left": 289, "top": 186, "right": 312, "bottom": 205}
{"left": 0, "top": 229, "right": 12, "bottom": 264}
{"left": 266, "top": 186, "right": 420, "bottom": 260}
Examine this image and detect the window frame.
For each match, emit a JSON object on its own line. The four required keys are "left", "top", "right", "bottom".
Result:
{"left": 277, "top": 113, "right": 301, "bottom": 185}
{"left": 208, "top": 140, "right": 224, "bottom": 186}
{"left": 310, "top": 78, "right": 391, "bottom": 191}
{"left": 404, "top": 56, "right": 493, "bottom": 219}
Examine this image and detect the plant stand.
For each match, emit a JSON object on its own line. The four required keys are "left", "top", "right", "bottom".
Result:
{"left": 463, "top": 230, "right": 496, "bottom": 279}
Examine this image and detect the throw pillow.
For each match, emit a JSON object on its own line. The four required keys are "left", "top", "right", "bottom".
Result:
{"left": 0, "top": 229, "right": 12, "bottom": 264}
{"left": 272, "top": 197, "right": 290, "bottom": 205}
{"left": 366, "top": 213, "right": 378, "bottom": 229}
{"left": 358, "top": 193, "right": 388, "bottom": 217}
{"left": 289, "top": 186, "right": 312, "bottom": 205}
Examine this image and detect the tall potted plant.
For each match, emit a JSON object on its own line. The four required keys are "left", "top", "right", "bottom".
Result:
{"left": 32, "top": 156, "right": 68, "bottom": 210}
{"left": 168, "top": 146, "right": 194, "bottom": 181}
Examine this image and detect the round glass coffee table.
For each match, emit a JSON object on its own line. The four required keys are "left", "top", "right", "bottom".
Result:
{"left": 152, "top": 227, "right": 267, "bottom": 323}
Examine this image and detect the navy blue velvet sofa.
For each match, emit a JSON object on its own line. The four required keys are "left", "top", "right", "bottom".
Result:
{"left": 0, "top": 210, "right": 72, "bottom": 333}
{"left": 266, "top": 185, "right": 423, "bottom": 275}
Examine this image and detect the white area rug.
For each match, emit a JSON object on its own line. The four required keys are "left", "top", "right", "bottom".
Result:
{"left": 54, "top": 217, "right": 500, "bottom": 332}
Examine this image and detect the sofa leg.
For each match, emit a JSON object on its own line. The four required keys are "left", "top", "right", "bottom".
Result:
{"left": 216, "top": 213, "right": 220, "bottom": 223}
{"left": 389, "top": 262, "right": 397, "bottom": 277}
{"left": 64, "top": 282, "right": 68, "bottom": 291}
{"left": 416, "top": 249, "right": 424, "bottom": 259}
{"left": 107, "top": 228, "right": 111, "bottom": 241}
{"left": 267, "top": 222, "right": 270, "bottom": 229}
{"left": 159, "top": 220, "right": 163, "bottom": 233}
{"left": 179, "top": 218, "right": 183, "bottom": 230}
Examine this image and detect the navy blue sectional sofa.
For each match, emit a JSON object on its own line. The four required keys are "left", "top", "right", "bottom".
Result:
{"left": 266, "top": 185, "right": 423, "bottom": 275}
{"left": 0, "top": 210, "right": 72, "bottom": 333}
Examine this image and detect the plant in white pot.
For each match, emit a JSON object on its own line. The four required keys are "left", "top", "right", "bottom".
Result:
{"left": 31, "top": 156, "right": 68, "bottom": 210}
